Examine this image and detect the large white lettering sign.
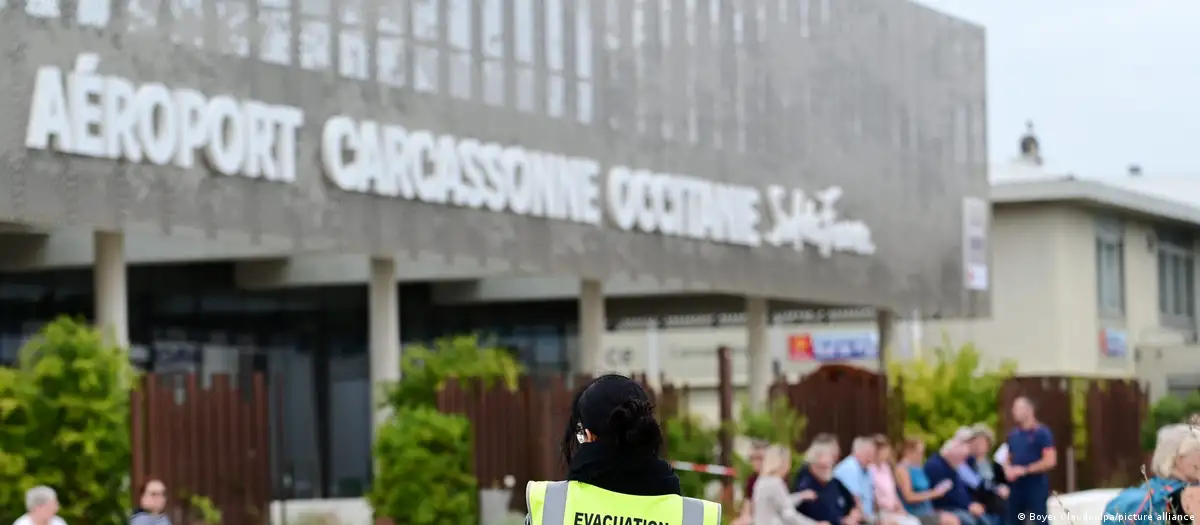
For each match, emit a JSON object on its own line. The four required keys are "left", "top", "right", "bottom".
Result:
{"left": 20, "top": 57, "right": 876, "bottom": 257}
{"left": 25, "top": 54, "right": 305, "bottom": 182}
{"left": 321, "top": 116, "right": 877, "bottom": 256}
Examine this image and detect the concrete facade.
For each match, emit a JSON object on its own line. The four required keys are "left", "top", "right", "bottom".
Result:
{"left": 592, "top": 165, "right": 1200, "bottom": 421}
{"left": 0, "top": 0, "right": 988, "bottom": 313}
{"left": 0, "top": 0, "right": 992, "bottom": 502}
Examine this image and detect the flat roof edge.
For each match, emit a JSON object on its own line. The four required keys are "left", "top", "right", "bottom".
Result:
{"left": 991, "top": 180, "right": 1200, "bottom": 227}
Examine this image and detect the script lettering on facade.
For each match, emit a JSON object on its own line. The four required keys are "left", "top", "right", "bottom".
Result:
{"left": 25, "top": 54, "right": 304, "bottom": 182}
{"left": 764, "top": 185, "right": 876, "bottom": 257}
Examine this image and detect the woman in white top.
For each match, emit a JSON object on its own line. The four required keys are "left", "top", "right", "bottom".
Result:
{"left": 753, "top": 445, "right": 824, "bottom": 525}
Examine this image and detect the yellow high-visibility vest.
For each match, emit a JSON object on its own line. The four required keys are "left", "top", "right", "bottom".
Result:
{"left": 527, "top": 480, "right": 721, "bottom": 525}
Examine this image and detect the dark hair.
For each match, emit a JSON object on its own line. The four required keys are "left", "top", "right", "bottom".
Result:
{"left": 560, "top": 374, "right": 662, "bottom": 465}
{"left": 137, "top": 478, "right": 165, "bottom": 498}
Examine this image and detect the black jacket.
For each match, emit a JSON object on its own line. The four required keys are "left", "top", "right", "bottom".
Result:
{"left": 565, "top": 441, "right": 681, "bottom": 496}
{"left": 966, "top": 456, "right": 1008, "bottom": 515}
{"left": 525, "top": 442, "right": 681, "bottom": 524}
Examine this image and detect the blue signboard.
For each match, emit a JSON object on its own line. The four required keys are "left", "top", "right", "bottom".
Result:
{"left": 790, "top": 332, "right": 879, "bottom": 361}
{"left": 1100, "top": 328, "right": 1128, "bottom": 358}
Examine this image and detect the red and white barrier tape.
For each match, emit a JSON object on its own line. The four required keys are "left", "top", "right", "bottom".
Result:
{"left": 670, "top": 461, "right": 737, "bottom": 477}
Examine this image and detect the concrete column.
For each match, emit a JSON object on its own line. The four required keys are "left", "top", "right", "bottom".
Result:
{"left": 578, "top": 279, "right": 605, "bottom": 374}
{"left": 875, "top": 309, "right": 896, "bottom": 408}
{"left": 875, "top": 309, "right": 895, "bottom": 370}
{"left": 93, "top": 231, "right": 128, "bottom": 348}
{"left": 368, "top": 256, "right": 401, "bottom": 431}
{"left": 746, "top": 297, "right": 771, "bottom": 410}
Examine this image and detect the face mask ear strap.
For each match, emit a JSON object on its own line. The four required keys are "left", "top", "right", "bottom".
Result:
{"left": 576, "top": 422, "right": 586, "bottom": 444}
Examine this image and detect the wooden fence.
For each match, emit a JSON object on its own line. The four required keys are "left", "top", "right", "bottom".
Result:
{"left": 130, "top": 373, "right": 272, "bottom": 525}
{"left": 118, "top": 367, "right": 1147, "bottom": 525}
{"left": 435, "top": 373, "right": 680, "bottom": 512}
{"left": 770, "top": 364, "right": 900, "bottom": 455}
{"left": 763, "top": 369, "right": 1147, "bottom": 491}
{"left": 1001, "top": 376, "right": 1148, "bottom": 492}
{"left": 770, "top": 370, "right": 1148, "bottom": 493}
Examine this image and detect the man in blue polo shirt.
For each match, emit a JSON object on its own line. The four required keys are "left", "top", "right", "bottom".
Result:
{"left": 834, "top": 437, "right": 877, "bottom": 522}
{"left": 1004, "top": 396, "right": 1057, "bottom": 525}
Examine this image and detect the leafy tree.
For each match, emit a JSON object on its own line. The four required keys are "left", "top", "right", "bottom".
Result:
{"left": 733, "top": 397, "right": 807, "bottom": 483}
{"left": 737, "top": 397, "right": 807, "bottom": 450}
{"left": 186, "top": 494, "right": 223, "bottom": 525}
{"left": 664, "top": 414, "right": 720, "bottom": 499}
{"left": 383, "top": 334, "right": 521, "bottom": 410}
{"left": 889, "top": 340, "right": 1015, "bottom": 452}
{"left": 0, "top": 317, "right": 136, "bottom": 525}
{"left": 370, "top": 335, "right": 521, "bottom": 524}
{"left": 1143, "top": 391, "right": 1200, "bottom": 452}
{"left": 369, "top": 406, "right": 476, "bottom": 525}
{"left": 0, "top": 367, "right": 27, "bottom": 518}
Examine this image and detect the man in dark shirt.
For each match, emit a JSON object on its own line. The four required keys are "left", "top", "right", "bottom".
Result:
{"left": 1003, "top": 397, "right": 1056, "bottom": 525}
{"left": 794, "top": 441, "right": 859, "bottom": 525}
{"left": 925, "top": 436, "right": 988, "bottom": 525}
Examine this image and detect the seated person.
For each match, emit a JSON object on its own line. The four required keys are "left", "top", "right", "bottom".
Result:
{"left": 794, "top": 440, "right": 860, "bottom": 525}
{"left": 1105, "top": 422, "right": 1200, "bottom": 525}
{"left": 794, "top": 433, "right": 841, "bottom": 472}
{"left": 963, "top": 425, "right": 1008, "bottom": 520}
{"left": 895, "top": 437, "right": 959, "bottom": 525}
{"left": 924, "top": 437, "right": 989, "bottom": 525}
{"left": 834, "top": 437, "right": 878, "bottom": 524}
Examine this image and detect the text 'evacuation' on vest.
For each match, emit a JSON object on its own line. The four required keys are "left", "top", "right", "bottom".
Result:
{"left": 574, "top": 512, "right": 667, "bottom": 525}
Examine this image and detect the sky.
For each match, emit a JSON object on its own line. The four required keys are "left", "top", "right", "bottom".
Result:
{"left": 915, "top": 0, "right": 1200, "bottom": 178}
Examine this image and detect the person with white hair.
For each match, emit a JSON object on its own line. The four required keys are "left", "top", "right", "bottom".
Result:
{"left": 1103, "top": 423, "right": 1200, "bottom": 524}
{"left": 923, "top": 435, "right": 988, "bottom": 525}
{"left": 13, "top": 486, "right": 67, "bottom": 525}
{"left": 834, "top": 437, "right": 878, "bottom": 523}
{"left": 794, "top": 440, "right": 861, "bottom": 525}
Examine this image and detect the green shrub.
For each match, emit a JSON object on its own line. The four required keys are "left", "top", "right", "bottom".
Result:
{"left": 1143, "top": 390, "right": 1200, "bottom": 451}
{"left": 383, "top": 334, "right": 521, "bottom": 410}
{"left": 369, "top": 406, "right": 476, "bottom": 525}
{"left": 0, "top": 367, "right": 27, "bottom": 518}
{"left": 186, "top": 494, "right": 223, "bottom": 525}
{"left": 738, "top": 397, "right": 807, "bottom": 447}
{"left": 733, "top": 398, "right": 807, "bottom": 483}
{"left": 0, "top": 317, "right": 136, "bottom": 525}
{"left": 370, "top": 335, "right": 520, "bottom": 523}
{"left": 889, "top": 340, "right": 1015, "bottom": 452}
{"left": 664, "top": 414, "right": 719, "bottom": 499}
{"left": 1070, "top": 378, "right": 1089, "bottom": 461}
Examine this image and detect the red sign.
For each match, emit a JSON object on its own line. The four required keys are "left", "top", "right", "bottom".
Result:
{"left": 789, "top": 334, "right": 815, "bottom": 361}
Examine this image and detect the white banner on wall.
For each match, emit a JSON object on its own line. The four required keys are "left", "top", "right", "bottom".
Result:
{"left": 962, "top": 197, "right": 990, "bottom": 291}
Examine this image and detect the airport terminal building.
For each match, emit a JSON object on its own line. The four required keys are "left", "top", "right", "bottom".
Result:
{"left": 0, "top": 0, "right": 986, "bottom": 499}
